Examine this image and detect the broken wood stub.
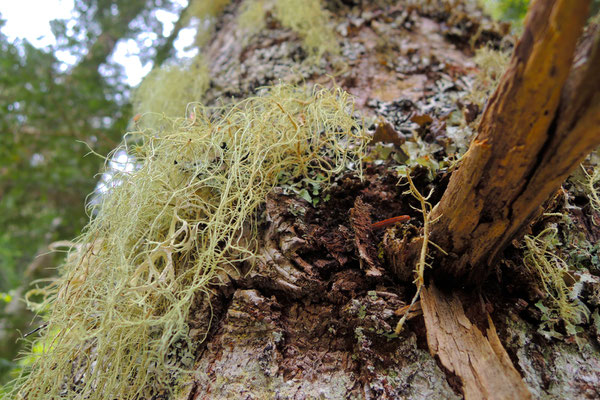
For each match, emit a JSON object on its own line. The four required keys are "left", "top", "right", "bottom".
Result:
{"left": 350, "top": 197, "right": 385, "bottom": 277}
{"left": 420, "top": 283, "right": 532, "bottom": 400}
{"left": 427, "top": 0, "right": 600, "bottom": 285}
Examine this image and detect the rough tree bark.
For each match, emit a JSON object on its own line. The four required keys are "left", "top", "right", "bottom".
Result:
{"left": 174, "top": 1, "right": 600, "bottom": 399}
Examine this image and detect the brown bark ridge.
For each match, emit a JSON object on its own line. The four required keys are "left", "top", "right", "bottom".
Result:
{"left": 429, "top": 0, "right": 600, "bottom": 285}
{"left": 420, "top": 284, "right": 532, "bottom": 400}
{"left": 185, "top": 188, "right": 461, "bottom": 400}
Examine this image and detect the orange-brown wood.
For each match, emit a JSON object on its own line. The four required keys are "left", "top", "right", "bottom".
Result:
{"left": 421, "top": 284, "right": 532, "bottom": 400}
{"left": 426, "top": 0, "right": 598, "bottom": 284}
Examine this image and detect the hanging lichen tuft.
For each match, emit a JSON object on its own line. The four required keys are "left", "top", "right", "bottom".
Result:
{"left": 132, "top": 54, "right": 210, "bottom": 128}
{"left": 522, "top": 228, "right": 590, "bottom": 338}
{"left": 184, "top": 0, "right": 232, "bottom": 47}
{"left": 274, "top": 0, "right": 339, "bottom": 61}
{"left": 14, "top": 83, "right": 367, "bottom": 399}
{"left": 238, "top": 0, "right": 339, "bottom": 62}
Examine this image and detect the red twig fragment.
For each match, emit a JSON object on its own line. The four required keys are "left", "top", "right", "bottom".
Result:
{"left": 371, "top": 215, "right": 410, "bottom": 230}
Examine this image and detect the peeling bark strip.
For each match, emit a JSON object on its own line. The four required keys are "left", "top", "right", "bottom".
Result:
{"left": 350, "top": 197, "right": 385, "bottom": 277}
{"left": 421, "top": 284, "right": 532, "bottom": 400}
{"left": 429, "top": 0, "right": 600, "bottom": 284}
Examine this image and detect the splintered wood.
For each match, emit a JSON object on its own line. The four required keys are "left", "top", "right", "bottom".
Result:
{"left": 421, "top": 284, "right": 532, "bottom": 400}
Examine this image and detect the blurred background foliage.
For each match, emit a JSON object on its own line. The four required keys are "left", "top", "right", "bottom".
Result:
{"left": 479, "top": 0, "right": 529, "bottom": 28}
{"left": 479, "top": 0, "right": 599, "bottom": 29}
{"left": 0, "top": 0, "right": 596, "bottom": 388}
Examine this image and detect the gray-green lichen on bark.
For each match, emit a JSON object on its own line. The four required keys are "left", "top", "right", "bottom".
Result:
{"left": 502, "top": 314, "right": 600, "bottom": 399}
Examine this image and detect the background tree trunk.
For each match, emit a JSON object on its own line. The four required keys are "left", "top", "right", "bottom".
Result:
{"left": 175, "top": 1, "right": 600, "bottom": 398}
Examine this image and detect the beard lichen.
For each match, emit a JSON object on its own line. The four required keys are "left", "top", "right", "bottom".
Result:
{"left": 184, "top": 0, "right": 232, "bottom": 47}
{"left": 132, "top": 54, "right": 210, "bottom": 128}
{"left": 522, "top": 228, "right": 591, "bottom": 338}
{"left": 238, "top": 0, "right": 267, "bottom": 35}
{"left": 238, "top": 0, "right": 339, "bottom": 62}
{"left": 582, "top": 157, "right": 600, "bottom": 219}
{"left": 15, "top": 84, "right": 367, "bottom": 399}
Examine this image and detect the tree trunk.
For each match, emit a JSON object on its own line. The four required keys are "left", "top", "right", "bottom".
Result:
{"left": 175, "top": 1, "right": 600, "bottom": 398}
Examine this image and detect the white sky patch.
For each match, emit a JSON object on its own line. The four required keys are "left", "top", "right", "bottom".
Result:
{"left": 0, "top": 0, "right": 75, "bottom": 47}
{"left": 155, "top": 9, "right": 178, "bottom": 36}
{"left": 110, "top": 38, "right": 153, "bottom": 86}
{"left": 1, "top": 0, "right": 193, "bottom": 87}
{"left": 93, "top": 149, "right": 136, "bottom": 196}
{"left": 173, "top": 26, "right": 199, "bottom": 59}
{"left": 110, "top": 150, "right": 135, "bottom": 173}
{"left": 112, "top": 7, "right": 186, "bottom": 86}
{"left": 55, "top": 49, "right": 79, "bottom": 70}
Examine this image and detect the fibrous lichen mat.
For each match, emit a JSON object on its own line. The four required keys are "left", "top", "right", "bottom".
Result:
{"left": 17, "top": 84, "right": 366, "bottom": 399}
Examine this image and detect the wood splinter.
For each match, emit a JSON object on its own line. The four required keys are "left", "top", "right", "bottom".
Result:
{"left": 421, "top": 283, "right": 532, "bottom": 400}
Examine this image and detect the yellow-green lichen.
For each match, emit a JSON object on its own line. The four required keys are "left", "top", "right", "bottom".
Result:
{"left": 184, "top": 0, "right": 232, "bottom": 47}
{"left": 464, "top": 46, "right": 510, "bottom": 109}
{"left": 522, "top": 228, "right": 590, "bottom": 338}
{"left": 14, "top": 84, "right": 367, "bottom": 399}
{"left": 185, "top": 0, "right": 231, "bottom": 23}
{"left": 132, "top": 55, "right": 210, "bottom": 128}
{"left": 238, "top": 0, "right": 267, "bottom": 36}
{"left": 275, "top": 0, "right": 339, "bottom": 61}
{"left": 582, "top": 158, "right": 600, "bottom": 219}
{"left": 238, "top": 0, "right": 339, "bottom": 62}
